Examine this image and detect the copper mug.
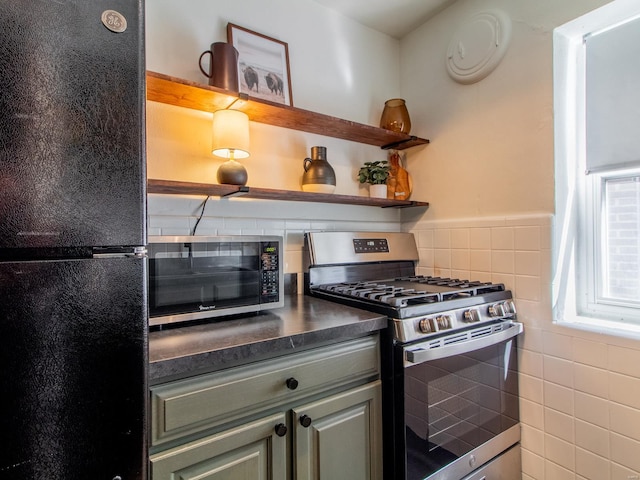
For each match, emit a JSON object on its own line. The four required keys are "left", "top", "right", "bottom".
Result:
{"left": 199, "top": 42, "right": 239, "bottom": 92}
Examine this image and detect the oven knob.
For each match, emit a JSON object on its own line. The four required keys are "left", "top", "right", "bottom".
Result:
{"left": 463, "top": 309, "right": 480, "bottom": 322}
{"left": 468, "top": 454, "right": 477, "bottom": 468}
{"left": 502, "top": 300, "right": 517, "bottom": 315}
{"left": 435, "top": 315, "right": 453, "bottom": 330}
{"left": 418, "top": 318, "right": 434, "bottom": 333}
{"left": 488, "top": 303, "right": 506, "bottom": 317}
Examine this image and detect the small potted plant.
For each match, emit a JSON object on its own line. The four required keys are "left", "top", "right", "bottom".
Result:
{"left": 358, "top": 160, "right": 390, "bottom": 198}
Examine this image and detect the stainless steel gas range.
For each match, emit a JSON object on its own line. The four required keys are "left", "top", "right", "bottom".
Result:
{"left": 304, "top": 231, "right": 523, "bottom": 480}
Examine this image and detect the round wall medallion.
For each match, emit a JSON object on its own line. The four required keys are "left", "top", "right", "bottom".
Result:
{"left": 446, "top": 9, "right": 511, "bottom": 84}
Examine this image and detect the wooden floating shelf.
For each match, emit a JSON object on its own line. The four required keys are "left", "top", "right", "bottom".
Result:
{"left": 146, "top": 71, "right": 430, "bottom": 151}
{"left": 148, "top": 179, "right": 430, "bottom": 209}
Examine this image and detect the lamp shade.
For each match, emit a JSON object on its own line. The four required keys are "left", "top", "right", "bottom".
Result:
{"left": 211, "top": 109, "right": 250, "bottom": 159}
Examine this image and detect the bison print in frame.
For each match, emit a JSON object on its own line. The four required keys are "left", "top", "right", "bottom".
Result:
{"left": 227, "top": 23, "right": 293, "bottom": 106}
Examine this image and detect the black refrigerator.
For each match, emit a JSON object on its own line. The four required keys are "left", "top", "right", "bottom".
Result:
{"left": 0, "top": 1, "right": 147, "bottom": 479}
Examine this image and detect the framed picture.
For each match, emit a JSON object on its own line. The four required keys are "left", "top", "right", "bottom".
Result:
{"left": 227, "top": 23, "right": 293, "bottom": 106}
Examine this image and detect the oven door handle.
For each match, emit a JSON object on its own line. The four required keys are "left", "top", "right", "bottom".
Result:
{"left": 404, "top": 321, "right": 523, "bottom": 366}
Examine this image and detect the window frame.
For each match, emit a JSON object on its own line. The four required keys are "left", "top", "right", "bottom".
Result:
{"left": 553, "top": 0, "right": 640, "bottom": 335}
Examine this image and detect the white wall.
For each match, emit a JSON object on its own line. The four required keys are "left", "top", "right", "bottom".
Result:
{"left": 402, "top": 1, "right": 640, "bottom": 478}
{"left": 146, "top": 0, "right": 402, "bottom": 195}
{"left": 145, "top": 0, "right": 408, "bottom": 275}
{"left": 400, "top": 0, "right": 610, "bottom": 220}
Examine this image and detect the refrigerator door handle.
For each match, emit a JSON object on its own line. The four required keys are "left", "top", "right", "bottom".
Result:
{"left": 92, "top": 246, "right": 147, "bottom": 258}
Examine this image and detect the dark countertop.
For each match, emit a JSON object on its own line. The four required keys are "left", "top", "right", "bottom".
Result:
{"left": 149, "top": 295, "right": 387, "bottom": 384}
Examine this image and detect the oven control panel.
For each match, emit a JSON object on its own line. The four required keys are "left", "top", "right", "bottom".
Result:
{"left": 393, "top": 300, "right": 517, "bottom": 343}
{"left": 353, "top": 238, "right": 389, "bottom": 253}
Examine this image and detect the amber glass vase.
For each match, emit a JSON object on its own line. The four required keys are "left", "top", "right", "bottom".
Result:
{"left": 380, "top": 98, "right": 411, "bottom": 134}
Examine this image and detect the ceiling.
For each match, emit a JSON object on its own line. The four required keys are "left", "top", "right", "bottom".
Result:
{"left": 311, "top": 0, "right": 456, "bottom": 39}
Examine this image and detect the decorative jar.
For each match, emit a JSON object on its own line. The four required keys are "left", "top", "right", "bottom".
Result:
{"left": 380, "top": 98, "right": 411, "bottom": 134}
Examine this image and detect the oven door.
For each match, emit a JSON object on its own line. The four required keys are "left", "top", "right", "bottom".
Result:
{"left": 393, "top": 321, "right": 522, "bottom": 480}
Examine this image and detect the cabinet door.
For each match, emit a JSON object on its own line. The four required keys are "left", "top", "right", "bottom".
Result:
{"left": 151, "top": 413, "right": 288, "bottom": 480}
{"left": 293, "top": 382, "right": 382, "bottom": 480}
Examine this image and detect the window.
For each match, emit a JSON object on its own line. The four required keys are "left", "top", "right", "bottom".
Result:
{"left": 553, "top": 0, "right": 640, "bottom": 334}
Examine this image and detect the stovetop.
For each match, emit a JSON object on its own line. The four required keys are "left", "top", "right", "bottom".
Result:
{"left": 315, "top": 276, "right": 505, "bottom": 308}
{"left": 304, "top": 232, "right": 517, "bottom": 343}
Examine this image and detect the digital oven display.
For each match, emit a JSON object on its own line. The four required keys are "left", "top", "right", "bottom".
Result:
{"left": 353, "top": 238, "right": 389, "bottom": 253}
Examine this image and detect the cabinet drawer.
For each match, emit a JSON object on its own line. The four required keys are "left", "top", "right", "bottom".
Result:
{"left": 151, "top": 335, "right": 379, "bottom": 446}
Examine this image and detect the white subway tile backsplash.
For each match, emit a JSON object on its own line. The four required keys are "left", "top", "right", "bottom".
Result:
{"left": 491, "top": 273, "right": 515, "bottom": 290}
{"left": 434, "top": 248, "right": 451, "bottom": 269}
{"left": 522, "top": 424, "right": 545, "bottom": 456}
{"left": 450, "top": 269, "right": 471, "bottom": 280}
{"left": 491, "top": 226, "right": 515, "bottom": 250}
{"left": 545, "top": 433, "right": 575, "bottom": 471}
{"left": 544, "top": 381, "right": 574, "bottom": 415}
{"left": 608, "top": 346, "right": 640, "bottom": 378}
{"left": 610, "top": 461, "right": 640, "bottom": 480}
{"left": 417, "top": 248, "right": 434, "bottom": 269}
{"left": 520, "top": 349, "right": 544, "bottom": 378}
{"left": 516, "top": 275, "right": 541, "bottom": 302}
{"left": 216, "top": 228, "right": 242, "bottom": 236}
{"left": 433, "top": 228, "right": 451, "bottom": 248}
{"left": 522, "top": 448, "right": 545, "bottom": 479}
{"left": 574, "top": 363, "right": 609, "bottom": 399}
{"left": 520, "top": 374, "right": 544, "bottom": 404}
{"left": 522, "top": 398, "right": 545, "bottom": 430}
{"left": 610, "top": 433, "right": 640, "bottom": 473}
{"left": 575, "top": 419, "right": 610, "bottom": 458}
{"left": 450, "top": 228, "right": 469, "bottom": 249}
{"left": 469, "top": 227, "right": 491, "bottom": 249}
{"left": 469, "top": 249, "right": 491, "bottom": 272}
{"left": 574, "top": 392, "right": 609, "bottom": 429}
{"left": 521, "top": 326, "right": 544, "bottom": 353}
{"left": 222, "top": 217, "right": 257, "bottom": 229}
{"left": 469, "top": 270, "right": 492, "bottom": 283}
{"left": 492, "top": 250, "right": 515, "bottom": 273}
{"left": 450, "top": 249, "right": 469, "bottom": 270}
{"left": 609, "top": 373, "right": 640, "bottom": 410}
{"left": 610, "top": 403, "right": 640, "bottom": 442}
{"left": 516, "top": 251, "right": 541, "bottom": 276}
{"left": 545, "top": 459, "right": 575, "bottom": 480}
{"left": 575, "top": 448, "right": 610, "bottom": 480}
{"left": 417, "top": 229, "right": 434, "bottom": 248}
{"left": 573, "top": 338, "right": 608, "bottom": 369}
{"left": 543, "top": 331, "right": 574, "bottom": 360}
{"left": 515, "top": 226, "right": 541, "bottom": 251}
{"left": 545, "top": 407, "right": 575, "bottom": 443}
{"left": 544, "top": 356, "right": 574, "bottom": 388}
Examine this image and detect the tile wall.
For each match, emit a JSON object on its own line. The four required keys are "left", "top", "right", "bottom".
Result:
{"left": 408, "top": 214, "right": 640, "bottom": 480}
{"left": 148, "top": 197, "right": 640, "bottom": 479}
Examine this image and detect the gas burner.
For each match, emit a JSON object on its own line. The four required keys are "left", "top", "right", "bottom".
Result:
{"left": 305, "top": 232, "right": 515, "bottom": 340}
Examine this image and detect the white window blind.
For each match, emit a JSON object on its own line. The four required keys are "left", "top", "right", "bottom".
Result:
{"left": 585, "top": 15, "right": 640, "bottom": 173}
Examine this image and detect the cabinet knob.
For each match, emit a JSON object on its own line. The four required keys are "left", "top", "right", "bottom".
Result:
{"left": 274, "top": 423, "right": 288, "bottom": 437}
{"left": 299, "top": 415, "right": 312, "bottom": 428}
{"left": 286, "top": 377, "right": 299, "bottom": 390}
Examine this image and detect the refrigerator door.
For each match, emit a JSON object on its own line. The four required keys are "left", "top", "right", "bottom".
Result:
{"left": 0, "top": 257, "right": 148, "bottom": 479}
{"left": 0, "top": 0, "right": 146, "bottom": 249}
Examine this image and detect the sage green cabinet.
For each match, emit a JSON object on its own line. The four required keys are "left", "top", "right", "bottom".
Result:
{"left": 294, "top": 382, "right": 382, "bottom": 480}
{"left": 150, "top": 335, "right": 382, "bottom": 480}
{"left": 150, "top": 412, "right": 288, "bottom": 480}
